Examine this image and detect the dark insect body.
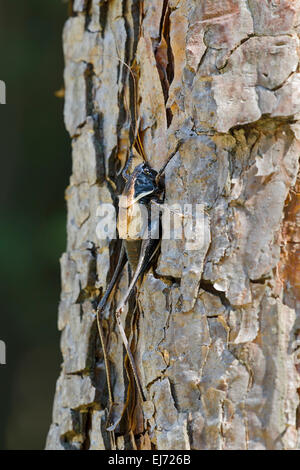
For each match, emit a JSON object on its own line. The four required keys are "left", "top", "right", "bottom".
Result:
{"left": 95, "top": 142, "right": 182, "bottom": 434}
{"left": 94, "top": 47, "right": 183, "bottom": 436}
{"left": 96, "top": 162, "right": 164, "bottom": 412}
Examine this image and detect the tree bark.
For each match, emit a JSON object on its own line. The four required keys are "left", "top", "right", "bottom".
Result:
{"left": 46, "top": 0, "right": 300, "bottom": 450}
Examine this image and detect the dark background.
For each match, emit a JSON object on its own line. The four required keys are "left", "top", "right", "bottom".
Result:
{"left": 0, "top": 1, "right": 70, "bottom": 449}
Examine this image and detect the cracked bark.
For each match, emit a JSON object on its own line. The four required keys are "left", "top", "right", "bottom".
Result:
{"left": 46, "top": 0, "right": 300, "bottom": 450}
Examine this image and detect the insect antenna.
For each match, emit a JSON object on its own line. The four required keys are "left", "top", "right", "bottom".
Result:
{"left": 112, "top": 36, "right": 147, "bottom": 165}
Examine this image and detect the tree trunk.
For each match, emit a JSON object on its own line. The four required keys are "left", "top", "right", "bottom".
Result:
{"left": 46, "top": 0, "right": 300, "bottom": 450}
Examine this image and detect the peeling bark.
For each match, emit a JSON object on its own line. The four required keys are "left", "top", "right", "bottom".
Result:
{"left": 46, "top": 0, "right": 300, "bottom": 450}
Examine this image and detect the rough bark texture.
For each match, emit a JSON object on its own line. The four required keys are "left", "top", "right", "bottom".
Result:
{"left": 46, "top": 0, "right": 300, "bottom": 450}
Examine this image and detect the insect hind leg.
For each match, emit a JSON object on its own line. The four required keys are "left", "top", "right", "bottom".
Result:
{"left": 114, "top": 238, "right": 155, "bottom": 403}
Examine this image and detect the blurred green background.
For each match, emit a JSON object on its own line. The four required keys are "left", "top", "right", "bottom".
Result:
{"left": 0, "top": 1, "right": 70, "bottom": 449}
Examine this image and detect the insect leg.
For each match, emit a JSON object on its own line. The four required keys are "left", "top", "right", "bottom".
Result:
{"left": 95, "top": 243, "right": 127, "bottom": 429}
{"left": 118, "top": 238, "right": 157, "bottom": 312}
{"left": 114, "top": 238, "right": 156, "bottom": 403}
{"left": 122, "top": 151, "right": 133, "bottom": 182}
{"left": 96, "top": 243, "right": 127, "bottom": 313}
